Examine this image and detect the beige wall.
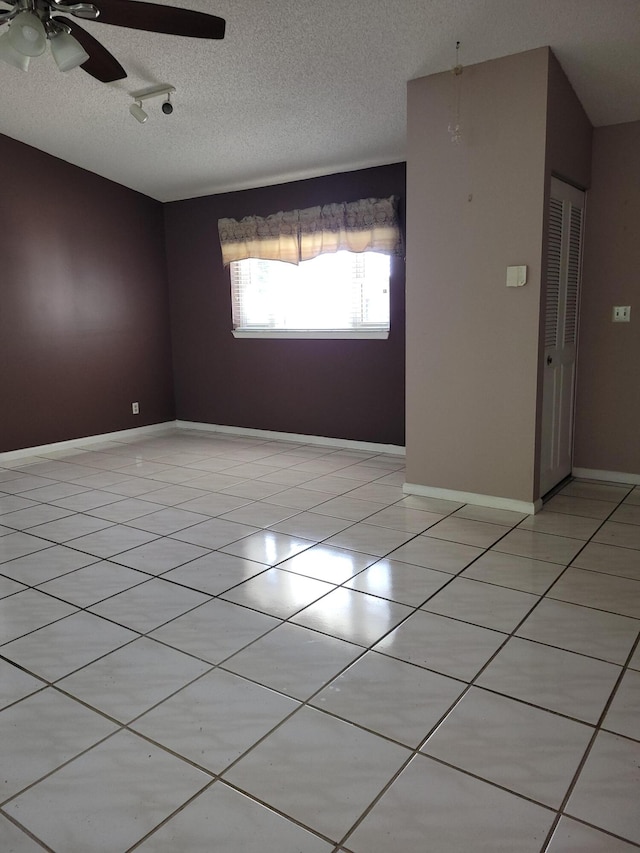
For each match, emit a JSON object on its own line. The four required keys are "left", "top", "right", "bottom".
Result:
{"left": 574, "top": 121, "right": 640, "bottom": 476}
{"left": 544, "top": 52, "right": 592, "bottom": 190}
{"left": 406, "top": 49, "right": 549, "bottom": 503}
{"left": 406, "top": 47, "right": 594, "bottom": 505}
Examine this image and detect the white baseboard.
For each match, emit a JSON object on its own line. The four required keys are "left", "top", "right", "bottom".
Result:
{"left": 0, "top": 422, "right": 176, "bottom": 463}
{"left": 572, "top": 467, "right": 640, "bottom": 486}
{"left": 176, "top": 420, "right": 406, "bottom": 456}
{"left": 403, "top": 481, "right": 542, "bottom": 515}
{"left": 0, "top": 420, "right": 405, "bottom": 465}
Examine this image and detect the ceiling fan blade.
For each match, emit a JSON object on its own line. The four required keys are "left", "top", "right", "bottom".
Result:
{"left": 53, "top": 16, "right": 127, "bottom": 81}
{"left": 87, "top": 0, "right": 225, "bottom": 39}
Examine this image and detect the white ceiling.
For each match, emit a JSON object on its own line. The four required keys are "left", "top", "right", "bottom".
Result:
{"left": 1, "top": 0, "right": 639, "bottom": 202}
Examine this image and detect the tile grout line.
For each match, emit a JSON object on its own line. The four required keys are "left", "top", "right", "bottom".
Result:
{"left": 538, "top": 629, "right": 640, "bottom": 852}
{"left": 335, "top": 493, "right": 639, "bottom": 848}
{"left": 2, "top": 438, "right": 640, "bottom": 850}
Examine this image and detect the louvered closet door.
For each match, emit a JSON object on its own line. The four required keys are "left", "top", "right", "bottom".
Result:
{"left": 539, "top": 178, "right": 585, "bottom": 496}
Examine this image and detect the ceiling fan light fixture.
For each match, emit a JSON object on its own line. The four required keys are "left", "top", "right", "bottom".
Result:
{"left": 130, "top": 101, "right": 148, "bottom": 123}
{"left": 8, "top": 11, "right": 47, "bottom": 57}
{"left": 50, "top": 29, "right": 89, "bottom": 71}
{"left": 0, "top": 31, "right": 30, "bottom": 71}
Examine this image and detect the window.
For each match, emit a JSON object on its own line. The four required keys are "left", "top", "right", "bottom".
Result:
{"left": 219, "top": 195, "right": 401, "bottom": 339}
{"left": 230, "top": 251, "right": 391, "bottom": 339}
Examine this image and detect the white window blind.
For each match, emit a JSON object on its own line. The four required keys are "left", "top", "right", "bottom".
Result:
{"left": 230, "top": 251, "right": 390, "bottom": 338}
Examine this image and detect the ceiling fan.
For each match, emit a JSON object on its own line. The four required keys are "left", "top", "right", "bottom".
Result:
{"left": 0, "top": 0, "right": 225, "bottom": 80}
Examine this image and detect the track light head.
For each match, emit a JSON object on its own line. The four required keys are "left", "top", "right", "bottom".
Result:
{"left": 129, "top": 101, "right": 148, "bottom": 123}
{"left": 161, "top": 99, "right": 173, "bottom": 115}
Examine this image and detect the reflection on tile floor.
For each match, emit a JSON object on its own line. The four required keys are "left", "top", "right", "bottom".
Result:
{"left": 0, "top": 429, "right": 638, "bottom": 851}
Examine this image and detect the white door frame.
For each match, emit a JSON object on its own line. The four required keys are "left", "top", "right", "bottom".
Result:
{"left": 539, "top": 177, "right": 586, "bottom": 497}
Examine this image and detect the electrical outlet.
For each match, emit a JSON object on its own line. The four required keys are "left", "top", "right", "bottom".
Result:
{"left": 132, "top": 402, "right": 140, "bottom": 414}
{"left": 612, "top": 306, "right": 631, "bottom": 322}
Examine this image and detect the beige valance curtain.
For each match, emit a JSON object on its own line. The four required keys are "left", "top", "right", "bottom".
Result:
{"left": 218, "top": 196, "right": 401, "bottom": 266}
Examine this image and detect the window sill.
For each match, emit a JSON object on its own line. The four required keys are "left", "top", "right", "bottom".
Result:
{"left": 232, "top": 329, "right": 389, "bottom": 340}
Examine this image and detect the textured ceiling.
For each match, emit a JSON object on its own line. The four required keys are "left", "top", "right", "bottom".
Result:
{"left": 1, "top": 0, "right": 639, "bottom": 201}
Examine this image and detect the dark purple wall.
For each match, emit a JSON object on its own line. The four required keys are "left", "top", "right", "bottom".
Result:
{"left": 164, "top": 164, "right": 406, "bottom": 446}
{"left": 0, "top": 134, "right": 175, "bottom": 453}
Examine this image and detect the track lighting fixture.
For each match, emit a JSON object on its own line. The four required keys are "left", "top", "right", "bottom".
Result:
{"left": 129, "top": 85, "right": 176, "bottom": 124}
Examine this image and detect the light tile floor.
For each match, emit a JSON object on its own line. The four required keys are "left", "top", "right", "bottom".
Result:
{"left": 0, "top": 429, "right": 639, "bottom": 852}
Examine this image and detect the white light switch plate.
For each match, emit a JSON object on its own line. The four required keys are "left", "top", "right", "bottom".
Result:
{"left": 506, "top": 265, "right": 527, "bottom": 287}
